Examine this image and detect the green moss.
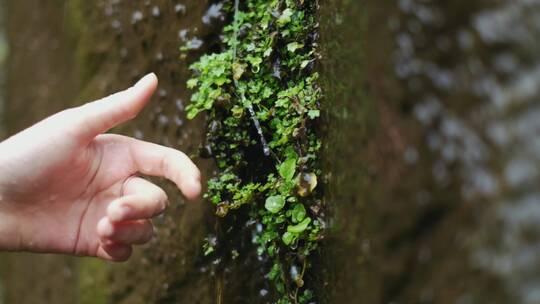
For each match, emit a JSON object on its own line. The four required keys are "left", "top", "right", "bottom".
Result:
{"left": 0, "top": 257, "right": 4, "bottom": 304}
{"left": 78, "top": 258, "right": 108, "bottom": 304}
{"left": 185, "top": 0, "right": 323, "bottom": 303}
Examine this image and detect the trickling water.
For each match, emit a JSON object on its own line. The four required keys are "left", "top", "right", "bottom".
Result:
{"left": 231, "top": 0, "right": 270, "bottom": 157}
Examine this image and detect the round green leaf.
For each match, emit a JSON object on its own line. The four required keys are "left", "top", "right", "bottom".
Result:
{"left": 265, "top": 195, "right": 285, "bottom": 214}
{"left": 291, "top": 203, "right": 306, "bottom": 223}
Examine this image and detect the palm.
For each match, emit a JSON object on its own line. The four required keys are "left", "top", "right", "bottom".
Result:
{"left": 0, "top": 74, "right": 201, "bottom": 261}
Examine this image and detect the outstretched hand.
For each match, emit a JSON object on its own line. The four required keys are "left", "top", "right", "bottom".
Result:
{"left": 0, "top": 73, "right": 201, "bottom": 261}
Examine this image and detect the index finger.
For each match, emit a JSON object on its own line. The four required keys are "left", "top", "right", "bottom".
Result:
{"left": 72, "top": 73, "right": 158, "bottom": 142}
{"left": 124, "top": 137, "right": 202, "bottom": 200}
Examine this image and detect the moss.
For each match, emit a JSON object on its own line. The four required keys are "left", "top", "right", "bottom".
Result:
{"left": 184, "top": 0, "right": 323, "bottom": 303}
{"left": 77, "top": 258, "right": 109, "bottom": 304}
{"left": 0, "top": 257, "right": 4, "bottom": 303}
{"left": 62, "top": 0, "right": 107, "bottom": 98}
{"left": 316, "top": 1, "right": 374, "bottom": 301}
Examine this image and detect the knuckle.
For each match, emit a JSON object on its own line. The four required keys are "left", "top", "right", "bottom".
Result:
{"left": 138, "top": 223, "right": 154, "bottom": 243}
{"left": 150, "top": 186, "right": 168, "bottom": 215}
{"left": 161, "top": 152, "right": 175, "bottom": 179}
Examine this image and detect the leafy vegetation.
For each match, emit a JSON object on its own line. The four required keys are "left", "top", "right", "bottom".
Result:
{"left": 184, "top": 0, "right": 323, "bottom": 303}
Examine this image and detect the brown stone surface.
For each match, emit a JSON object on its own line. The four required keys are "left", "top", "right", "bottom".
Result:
{"left": 1, "top": 1, "right": 217, "bottom": 303}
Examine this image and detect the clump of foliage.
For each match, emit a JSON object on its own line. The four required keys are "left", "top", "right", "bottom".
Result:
{"left": 185, "top": 0, "right": 323, "bottom": 303}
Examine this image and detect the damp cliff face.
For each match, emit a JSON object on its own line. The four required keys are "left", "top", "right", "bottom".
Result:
{"left": 2, "top": 0, "right": 540, "bottom": 304}
{"left": 322, "top": 0, "right": 540, "bottom": 303}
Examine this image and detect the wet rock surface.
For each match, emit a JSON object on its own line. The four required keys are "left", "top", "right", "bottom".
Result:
{"left": 1, "top": 1, "right": 218, "bottom": 303}
{"left": 323, "top": 0, "right": 540, "bottom": 303}
{"left": 3, "top": 0, "right": 540, "bottom": 303}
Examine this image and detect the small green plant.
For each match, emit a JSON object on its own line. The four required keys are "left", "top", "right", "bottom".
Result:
{"left": 185, "top": 1, "right": 323, "bottom": 303}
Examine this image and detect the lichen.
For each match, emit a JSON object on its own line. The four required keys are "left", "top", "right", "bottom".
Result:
{"left": 184, "top": 0, "right": 323, "bottom": 303}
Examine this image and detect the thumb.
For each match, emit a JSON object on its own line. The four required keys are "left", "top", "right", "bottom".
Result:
{"left": 71, "top": 73, "right": 158, "bottom": 141}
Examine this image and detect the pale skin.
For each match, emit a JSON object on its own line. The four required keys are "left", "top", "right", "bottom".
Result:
{"left": 0, "top": 73, "right": 202, "bottom": 262}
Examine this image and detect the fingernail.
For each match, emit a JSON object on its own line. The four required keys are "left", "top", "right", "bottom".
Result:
{"left": 134, "top": 73, "right": 157, "bottom": 88}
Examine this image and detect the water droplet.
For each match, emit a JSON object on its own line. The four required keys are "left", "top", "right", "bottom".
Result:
{"left": 183, "top": 37, "right": 203, "bottom": 50}
{"left": 178, "top": 29, "right": 188, "bottom": 41}
{"left": 175, "top": 4, "right": 187, "bottom": 16}
{"left": 173, "top": 115, "right": 184, "bottom": 126}
{"left": 199, "top": 143, "right": 212, "bottom": 158}
{"left": 290, "top": 265, "right": 299, "bottom": 280}
{"left": 151, "top": 6, "right": 161, "bottom": 18}
{"left": 104, "top": 5, "right": 114, "bottom": 16}
{"left": 178, "top": 98, "right": 184, "bottom": 111}
{"left": 158, "top": 89, "right": 168, "bottom": 99}
{"left": 404, "top": 147, "right": 419, "bottom": 165}
{"left": 208, "top": 120, "right": 221, "bottom": 134}
{"left": 111, "top": 19, "right": 121, "bottom": 30}
{"left": 202, "top": 3, "right": 224, "bottom": 25}
{"left": 131, "top": 11, "right": 144, "bottom": 24}
{"left": 398, "top": 0, "right": 413, "bottom": 12}
{"left": 133, "top": 130, "right": 144, "bottom": 140}
{"left": 158, "top": 114, "right": 169, "bottom": 127}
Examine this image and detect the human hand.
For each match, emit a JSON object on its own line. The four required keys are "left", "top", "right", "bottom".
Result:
{"left": 0, "top": 73, "right": 201, "bottom": 261}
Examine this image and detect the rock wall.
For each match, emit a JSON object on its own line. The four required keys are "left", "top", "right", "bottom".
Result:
{"left": 3, "top": 0, "right": 540, "bottom": 304}
{"left": 322, "top": 0, "right": 540, "bottom": 303}
{"left": 1, "top": 1, "right": 217, "bottom": 303}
